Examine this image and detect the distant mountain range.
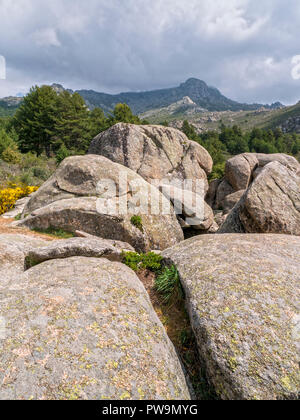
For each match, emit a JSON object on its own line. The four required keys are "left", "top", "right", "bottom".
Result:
{"left": 74, "top": 78, "right": 283, "bottom": 114}
{"left": 2, "top": 78, "right": 298, "bottom": 133}
{"left": 0, "top": 78, "right": 284, "bottom": 115}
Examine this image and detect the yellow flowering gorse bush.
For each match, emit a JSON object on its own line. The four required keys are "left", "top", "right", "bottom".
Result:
{"left": 0, "top": 185, "right": 39, "bottom": 215}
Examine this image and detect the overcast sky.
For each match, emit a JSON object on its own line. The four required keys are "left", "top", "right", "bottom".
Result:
{"left": 0, "top": 0, "right": 300, "bottom": 104}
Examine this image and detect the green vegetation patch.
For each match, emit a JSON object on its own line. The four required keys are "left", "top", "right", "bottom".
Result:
{"left": 181, "top": 120, "right": 300, "bottom": 180}
{"left": 130, "top": 215, "right": 144, "bottom": 232}
{"left": 122, "top": 251, "right": 162, "bottom": 272}
{"left": 32, "top": 227, "right": 75, "bottom": 239}
{"left": 155, "top": 265, "right": 184, "bottom": 305}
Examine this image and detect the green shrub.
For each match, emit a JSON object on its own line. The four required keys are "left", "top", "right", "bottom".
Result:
{"left": 20, "top": 152, "right": 42, "bottom": 169}
{"left": 56, "top": 144, "right": 71, "bottom": 164}
{"left": 1, "top": 146, "right": 22, "bottom": 164}
{"left": 32, "top": 166, "right": 50, "bottom": 180}
{"left": 141, "top": 252, "right": 163, "bottom": 272}
{"left": 209, "top": 161, "right": 226, "bottom": 181}
{"left": 0, "top": 128, "right": 16, "bottom": 156}
{"left": 122, "top": 251, "right": 163, "bottom": 272}
{"left": 121, "top": 251, "right": 142, "bottom": 271}
{"left": 130, "top": 215, "right": 143, "bottom": 232}
{"left": 155, "top": 265, "right": 184, "bottom": 304}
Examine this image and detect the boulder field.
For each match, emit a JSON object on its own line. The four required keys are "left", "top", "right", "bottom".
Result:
{"left": 219, "top": 161, "right": 300, "bottom": 235}
{"left": 1, "top": 124, "right": 300, "bottom": 400}
{"left": 17, "top": 154, "right": 184, "bottom": 253}
{"left": 208, "top": 152, "right": 300, "bottom": 215}
{"left": 88, "top": 123, "right": 213, "bottom": 194}
{"left": 0, "top": 234, "right": 191, "bottom": 400}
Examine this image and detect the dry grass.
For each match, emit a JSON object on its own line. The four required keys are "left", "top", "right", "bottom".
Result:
{"left": 0, "top": 217, "right": 55, "bottom": 241}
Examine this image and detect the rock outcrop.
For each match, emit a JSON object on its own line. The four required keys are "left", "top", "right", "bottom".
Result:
{"left": 88, "top": 123, "right": 213, "bottom": 195}
{"left": 87, "top": 123, "right": 215, "bottom": 232}
{"left": 208, "top": 153, "right": 300, "bottom": 214}
{"left": 0, "top": 234, "right": 191, "bottom": 400}
{"left": 225, "top": 153, "right": 258, "bottom": 191}
{"left": 219, "top": 161, "right": 300, "bottom": 235}
{"left": 162, "top": 234, "right": 300, "bottom": 400}
{"left": 19, "top": 155, "right": 184, "bottom": 252}
{"left": 159, "top": 183, "right": 214, "bottom": 231}
{"left": 279, "top": 116, "right": 300, "bottom": 134}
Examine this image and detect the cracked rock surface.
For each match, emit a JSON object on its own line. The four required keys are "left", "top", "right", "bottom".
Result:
{"left": 88, "top": 123, "right": 213, "bottom": 195}
{"left": 162, "top": 234, "right": 300, "bottom": 400}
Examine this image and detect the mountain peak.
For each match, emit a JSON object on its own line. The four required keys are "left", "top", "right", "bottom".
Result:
{"left": 180, "top": 78, "right": 207, "bottom": 88}
{"left": 51, "top": 83, "right": 74, "bottom": 95}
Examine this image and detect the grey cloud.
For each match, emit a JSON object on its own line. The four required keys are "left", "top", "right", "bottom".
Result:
{"left": 0, "top": 0, "right": 299, "bottom": 104}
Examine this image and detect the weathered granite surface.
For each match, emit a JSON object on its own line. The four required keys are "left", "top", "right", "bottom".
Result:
{"left": 163, "top": 234, "right": 300, "bottom": 400}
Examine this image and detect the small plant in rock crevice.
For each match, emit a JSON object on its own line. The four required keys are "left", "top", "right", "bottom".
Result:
{"left": 121, "top": 251, "right": 162, "bottom": 272}
{"left": 130, "top": 215, "right": 144, "bottom": 232}
{"left": 126, "top": 254, "right": 216, "bottom": 400}
{"left": 155, "top": 265, "right": 184, "bottom": 305}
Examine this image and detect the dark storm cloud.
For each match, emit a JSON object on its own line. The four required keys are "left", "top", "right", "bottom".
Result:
{"left": 0, "top": 0, "right": 299, "bottom": 104}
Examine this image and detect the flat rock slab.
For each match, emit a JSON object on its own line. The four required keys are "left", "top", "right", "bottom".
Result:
{"left": 25, "top": 237, "right": 134, "bottom": 268}
{"left": 0, "top": 247, "right": 191, "bottom": 400}
{"left": 162, "top": 234, "right": 300, "bottom": 400}
{"left": 0, "top": 234, "right": 48, "bottom": 290}
{"left": 18, "top": 196, "right": 184, "bottom": 253}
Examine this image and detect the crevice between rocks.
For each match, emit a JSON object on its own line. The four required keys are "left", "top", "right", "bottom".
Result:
{"left": 136, "top": 263, "right": 219, "bottom": 400}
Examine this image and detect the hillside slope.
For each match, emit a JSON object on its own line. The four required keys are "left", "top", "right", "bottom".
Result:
{"left": 0, "top": 97, "right": 22, "bottom": 117}
{"left": 143, "top": 101, "right": 300, "bottom": 134}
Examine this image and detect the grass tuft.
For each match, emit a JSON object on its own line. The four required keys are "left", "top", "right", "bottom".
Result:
{"left": 155, "top": 265, "right": 184, "bottom": 305}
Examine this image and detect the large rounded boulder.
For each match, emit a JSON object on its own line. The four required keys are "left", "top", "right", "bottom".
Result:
{"left": 0, "top": 234, "right": 191, "bottom": 400}
{"left": 209, "top": 153, "right": 300, "bottom": 213}
{"left": 162, "top": 234, "right": 300, "bottom": 400}
{"left": 219, "top": 161, "right": 300, "bottom": 235}
{"left": 19, "top": 155, "right": 184, "bottom": 252}
{"left": 88, "top": 123, "right": 213, "bottom": 195}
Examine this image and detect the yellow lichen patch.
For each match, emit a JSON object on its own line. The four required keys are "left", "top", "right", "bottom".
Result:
{"left": 281, "top": 376, "right": 292, "bottom": 391}
{"left": 120, "top": 391, "right": 131, "bottom": 400}
{"left": 138, "top": 387, "right": 145, "bottom": 400}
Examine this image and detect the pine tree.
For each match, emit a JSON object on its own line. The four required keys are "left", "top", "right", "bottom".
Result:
{"left": 13, "top": 86, "right": 58, "bottom": 157}
{"left": 53, "top": 91, "right": 91, "bottom": 153}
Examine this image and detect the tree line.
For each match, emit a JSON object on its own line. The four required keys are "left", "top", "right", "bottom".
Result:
{"left": 0, "top": 85, "right": 146, "bottom": 165}
{"left": 1, "top": 85, "right": 299, "bottom": 181}
{"left": 181, "top": 120, "right": 300, "bottom": 179}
